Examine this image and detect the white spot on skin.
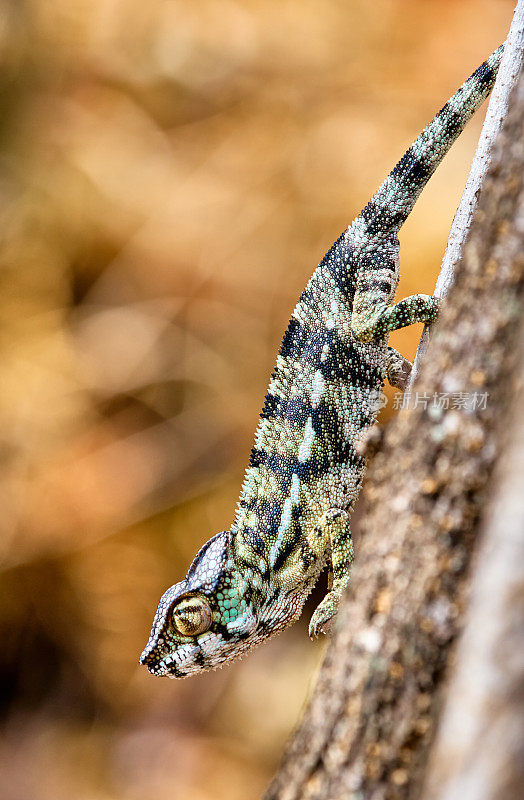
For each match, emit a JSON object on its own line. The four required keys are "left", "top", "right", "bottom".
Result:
{"left": 269, "top": 497, "right": 292, "bottom": 567}
{"left": 298, "top": 417, "right": 315, "bottom": 462}
{"left": 280, "top": 498, "right": 293, "bottom": 534}
{"left": 311, "top": 371, "right": 325, "bottom": 407}
{"left": 269, "top": 473, "right": 301, "bottom": 567}
{"left": 290, "top": 472, "right": 300, "bottom": 504}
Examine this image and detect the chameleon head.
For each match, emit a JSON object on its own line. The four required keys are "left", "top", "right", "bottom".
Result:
{"left": 139, "top": 529, "right": 301, "bottom": 677}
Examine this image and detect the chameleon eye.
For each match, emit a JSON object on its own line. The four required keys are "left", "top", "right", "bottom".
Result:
{"left": 170, "top": 595, "right": 212, "bottom": 637}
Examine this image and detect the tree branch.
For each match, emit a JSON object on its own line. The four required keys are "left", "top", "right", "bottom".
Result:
{"left": 421, "top": 74, "right": 524, "bottom": 800}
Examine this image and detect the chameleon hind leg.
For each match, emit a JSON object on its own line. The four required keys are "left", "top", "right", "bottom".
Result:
{"left": 309, "top": 508, "right": 353, "bottom": 638}
{"left": 350, "top": 233, "right": 440, "bottom": 343}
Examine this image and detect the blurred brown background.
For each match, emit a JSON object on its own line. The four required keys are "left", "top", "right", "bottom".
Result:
{"left": 0, "top": 1, "right": 512, "bottom": 798}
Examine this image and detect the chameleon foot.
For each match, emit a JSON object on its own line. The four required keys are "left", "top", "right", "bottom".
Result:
{"left": 308, "top": 508, "right": 353, "bottom": 638}
{"left": 386, "top": 346, "right": 412, "bottom": 390}
{"left": 309, "top": 596, "right": 338, "bottom": 638}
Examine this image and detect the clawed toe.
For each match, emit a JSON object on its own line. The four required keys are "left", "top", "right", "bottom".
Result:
{"left": 309, "top": 608, "right": 335, "bottom": 639}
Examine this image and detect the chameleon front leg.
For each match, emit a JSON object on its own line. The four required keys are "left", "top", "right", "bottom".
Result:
{"left": 309, "top": 508, "right": 353, "bottom": 638}
{"left": 352, "top": 294, "right": 440, "bottom": 343}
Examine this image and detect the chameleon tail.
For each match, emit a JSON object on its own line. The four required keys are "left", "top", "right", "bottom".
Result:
{"left": 355, "top": 44, "right": 504, "bottom": 239}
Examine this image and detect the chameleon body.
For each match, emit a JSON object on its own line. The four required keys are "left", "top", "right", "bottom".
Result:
{"left": 140, "top": 46, "right": 503, "bottom": 678}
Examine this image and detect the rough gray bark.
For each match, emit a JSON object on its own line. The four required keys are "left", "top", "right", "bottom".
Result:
{"left": 265, "top": 39, "right": 524, "bottom": 800}
{"left": 422, "top": 309, "right": 524, "bottom": 800}
{"left": 420, "top": 78, "right": 524, "bottom": 800}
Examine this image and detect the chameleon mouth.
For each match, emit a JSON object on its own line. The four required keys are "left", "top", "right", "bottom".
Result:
{"left": 139, "top": 647, "right": 185, "bottom": 678}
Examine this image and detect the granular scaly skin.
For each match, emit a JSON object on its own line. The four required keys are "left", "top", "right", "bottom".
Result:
{"left": 140, "top": 46, "right": 503, "bottom": 678}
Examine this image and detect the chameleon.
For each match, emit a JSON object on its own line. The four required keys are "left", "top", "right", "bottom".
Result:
{"left": 140, "top": 45, "right": 503, "bottom": 678}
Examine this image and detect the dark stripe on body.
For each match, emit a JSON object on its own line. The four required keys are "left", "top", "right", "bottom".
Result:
{"left": 361, "top": 201, "right": 405, "bottom": 236}
{"left": 471, "top": 59, "right": 495, "bottom": 89}
{"left": 278, "top": 321, "right": 383, "bottom": 387}
{"left": 299, "top": 539, "right": 317, "bottom": 569}
{"left": 280, "top": 317, "right": 302, "bottom": 359}
{"left": 249, "top": 439, "right": 364, "bottom": 493}
{"left": 318, "top": 334, "right": 383, "bottom": 384}
{"left": 270, "top": 521, "right": 301, "bottom": 571}
{"left": 355, "top": 280, "right": 374, "bottom": 294}
{"left": 243, "top": 526, "right": 265, "bottom": 555}
{"left": 260, "top": 393, "right": 282, "bottom": 418}
{"left": 241, "top": 495, "right": 284, "bottom": 543}
{"left": 270, "top": 533, "right": 319, "bottom": 574}
{"left": 392, "top": 149, "right": 431, "bottom": 185}
{"left": 358, "top": 240, "right": 397, "bottom": 274}
{"left": 264, "top": 395, "right": 367, "bottom": 460}
{"left": 213, "top": 622, "right": 233, "bottom": 641}
{"left": 438, "top": 104, "right": 463, "bottom": 137}
{"left": 319, "top": 232, "right": 358, "bottom": 299}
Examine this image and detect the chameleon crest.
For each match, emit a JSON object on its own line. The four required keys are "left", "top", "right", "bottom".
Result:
{"left": 140, "top": 46, "right": 502, "bottom": 678}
